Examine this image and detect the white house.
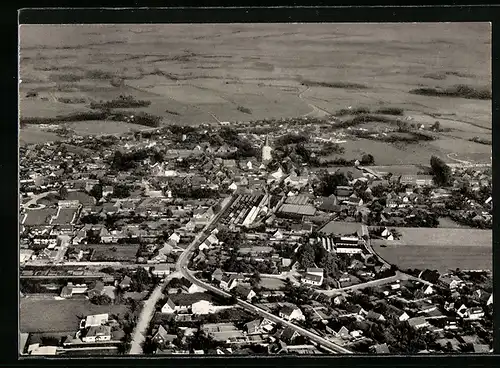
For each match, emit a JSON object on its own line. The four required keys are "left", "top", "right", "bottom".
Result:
{"left": 192, "top": 300, "right": 216, "bottom": 315}
{"left": 422, "top": 285, "right": 435, "bottom": 295}
{"left": 439, "top": 274, "right": 465, "bottom": 290}
{"left": 81, "top": 314, "right": 108, "bottom": 329}
{"left": 187, "top": 283, "right": 206, "bottom": 294}
{"left": 220, "top": 274, "right": 239, "bottom": 291}
{"left": 456, "top": 304, "right": 469, "bottom": 318}
{"left": 271, "top": 230, "right": 284, "bottom": 240}
{"left": 467, "top": 307, "right": 485, "bottom": 320}
{"left": 161, "top": 298, "right": 178, "bottom": 314}
{"left": 487, "top": 294, "right": 493, "bottom": 306}
{"left": 151, "top": 263, "right": 173, "bottom": 278}
{"left": 229, "top": 182, "right": 238, "bottom": 191}
{"left": 82, "top": 325, "right": 111, "bottom": 343}
{"left": 302, "top": 274, "right": 323, "bottom": 286}
{"left": 279, "top": 306, "right": 305, "bottom": 321}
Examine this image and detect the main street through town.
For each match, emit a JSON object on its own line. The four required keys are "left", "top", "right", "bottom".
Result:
{"left": 128, "top": 195, "right": 234, "bottom": 354}
{"left": 175, "top": 195, "right": 354, "bottom": 354}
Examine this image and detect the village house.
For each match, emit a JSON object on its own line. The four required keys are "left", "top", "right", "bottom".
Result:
{"left": 234, "top": 285, "right": 257, "bottom": 302}
{"left": 220, "top": 274, "right": 239, "bottom": 291}
{"left": 335, "top": 186, "right": 354, "bottom": 202}
{"left": 438, "top": 274, "right": 465, "bottom": 290}
{"left": 82, "top": 325, "right": 112, "bottom": 343}
{"left": 279, "top": 306, "right": 305, "bottom": 321}
{"left": 302, "top": 268, "right": 324, "bottom": 287}
{"left": 408, "top": 316, "right": 430, "bottom": 330}
{"left": 211, "top": 268, "right": 224, "bottom": 283}
{"left": 385, "top": 304, "right": 410, "bottom": 322}
{"left": 245, "top": 318, "right": 275, "bottom": 335}
{"left": 152, "top": 325, "right": 177, "bottom": 347}
{"left": 151, "top": 263, "right": 175, "bottom": 278}
{"left": 87, "top": 281, "right": 105, "bottom": 299}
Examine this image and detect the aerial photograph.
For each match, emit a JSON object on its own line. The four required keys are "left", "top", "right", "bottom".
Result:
{"left": 19, "top": 23, "right": 492, "bottom": 356}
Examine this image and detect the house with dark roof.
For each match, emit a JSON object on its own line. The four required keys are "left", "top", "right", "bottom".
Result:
{"left": 438, "top": 274, "right": 465, "bottom": 290}
{"left": 87, "top": 281, "right": 105, "bottom": 299}
{"left": 211, "top": 268, "right": 224, "bottom": 282}
{"left": 234, "top": 285, "right": 256, "bottom": 302}
{"left": 161, "top": 298, "right": 177, "bottom": 314}
{"left": 276, "top": 327, "right": 300, "bottom": 343}
{"left": 366, "top": 310, "right": 386, "bottom": 322}
{"left": 219, "top": 274, "right": 239, "bottom": 291}
{"left": 152, "top": 325, "right": 177, "bottom": 347}
{"left": 384, "top": 304, "right": 410, "bottom": 322}
{"left": 317, "top": 196, "right": 341, "bottom": 213}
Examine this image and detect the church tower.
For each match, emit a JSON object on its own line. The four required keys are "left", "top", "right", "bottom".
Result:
{"left": 262, "top": 135, "right": 272, "bottom": 164}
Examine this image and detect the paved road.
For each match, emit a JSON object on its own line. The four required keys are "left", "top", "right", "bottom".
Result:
{"left": 318, "top": 273, "right": 404, "bottom": 296}
{"left": 181, "top": 268, "right": 352, "bottom": 354}
{"left": 129, "top": 271, "right": 181, "bottom": 355}
{"left": 129, "top": 196, "right": 235, "bottom": 355}
{"left": 176, "top": 196, "right": 352, "bottom": 354}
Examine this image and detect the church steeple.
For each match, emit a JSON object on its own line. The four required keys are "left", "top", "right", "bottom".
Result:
{"left": 264, "top": 134, "right": 270, "bottom": 147}
{"left": 262, "top": 135, "right": 272, "bottom": 164}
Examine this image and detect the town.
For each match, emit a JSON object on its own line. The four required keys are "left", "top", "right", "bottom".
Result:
{"left": 19, "top": 117, "right": 492, "bottom": 356}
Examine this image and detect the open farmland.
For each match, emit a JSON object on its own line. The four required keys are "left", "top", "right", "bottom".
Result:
{"left": 64, "top": 120, "right": 152, "bottom": 136}
{"left": 19, "top": 24, "right": 491, "bottom": 163}
{"left": 20, "top": 298, "right": 130, "bottom": 333}
{"left": 371, "top": 227, "right": 492, "bottom": 273}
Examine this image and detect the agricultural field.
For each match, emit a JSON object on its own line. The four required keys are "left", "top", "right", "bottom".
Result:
{"left": 371, "top": 227, "right": 492, "bottom": 273}
{"left": 19, "top": 126, "right": 63, "bottom": 146}
{"left": 20, "top": 298, "right": 130, "bottom": 333}
{"left": 64, "top": 120, "right": 151, "bottom": 136}
{"left": 19, "top": 24, "right": 491, "bottom": 163}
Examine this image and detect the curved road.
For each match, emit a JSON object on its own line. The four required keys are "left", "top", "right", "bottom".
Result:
{"left": 128, "top": 196, "right": 234, "bottom": 354}
{"left": 176, "top": 196, "right": 353, "bottom": 354}
{"left": 298, "top": 87, "right": 332, "bottom": 118}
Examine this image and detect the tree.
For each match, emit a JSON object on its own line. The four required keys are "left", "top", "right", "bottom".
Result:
{"left": 431, "top": 121, "right": 441, "bottom": 132}
{"left": 114, "top": 184, "right": 131, "bottom": 198}
{"left": 360, "top": 154, "right": 375, "bottom": 166}
{"left": 90, "top": 294, "right": 112, "bottom": 305}
{"left": 132, "top": 267, "right": 151, "bottom": 292}
{"left": 315, "top": 170, "right": 349, "bottom": 197}
{"left": 59, "top": 185, "right": 68, "bottom": 199}
{"left": 430, "top": 156, "right": 452, "bottom": 187}
{"left": 297, "top": 242, "right": 316, "bottom": 268}
{"left": 89, "top": 183, "right": 103, "bottom": 201}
